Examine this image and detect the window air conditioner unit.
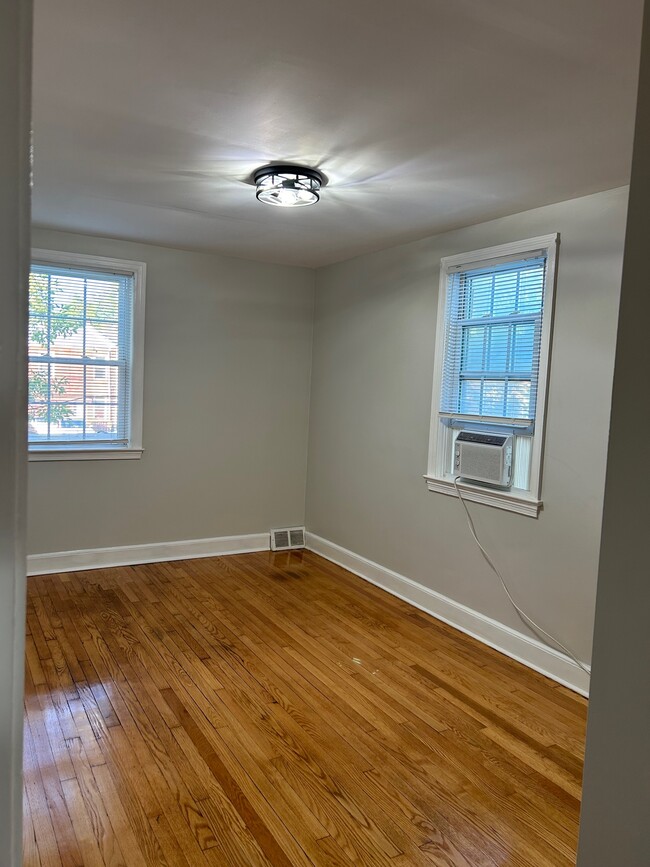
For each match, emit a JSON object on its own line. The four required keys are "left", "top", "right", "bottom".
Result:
{"left": 455, "top": 431, "right": 513, "bottom": 488}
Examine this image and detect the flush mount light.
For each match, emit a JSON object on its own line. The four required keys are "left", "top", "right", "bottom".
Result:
{"left": 254, "top": 164, "right": 323, "bottom": 208}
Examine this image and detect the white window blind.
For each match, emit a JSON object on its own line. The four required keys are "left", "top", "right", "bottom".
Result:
{"left": 440, "top": 254, "right": 547, "bottom": 422}
{"left": 28, "top": 262, "right": 135, "bottom": 449}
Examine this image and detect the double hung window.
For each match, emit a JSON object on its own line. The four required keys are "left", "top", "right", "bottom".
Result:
{"left": 426, "top": 235, "right": 558, "bottom": 515}
{"left": 28, "top": 250, "right": 145, "bottom": 460}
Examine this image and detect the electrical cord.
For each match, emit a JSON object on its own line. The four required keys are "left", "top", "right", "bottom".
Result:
{"left": 453, "top": 476, "right": 591, "bottom": 678}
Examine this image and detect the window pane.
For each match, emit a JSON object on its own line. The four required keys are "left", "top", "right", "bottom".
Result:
{"left": 486, "top": 325, "right": 509, "bottom": 371}
{"left": 492, "top": 271, "right": 518, "bottom": 316}
{"left": 36, "top": 365, "right": 74, "bottom": 406}
{"left": 50, "top": 273, "right": 84, "bottom": 313}
{"left": 459, "top": 380, "right": 482, "bottom": 415}
{"left": 86, "top": 321, "right": 119, "bottom": 360}
{"left": 28, "top": 273, "right": 49, "bottom": 316}
{"left": 46, "top": 405, "right": 84, "bottom": 441}
{"left": 28, "top": 360, "right": 80, "bottom": 438}
{"left": 467, "top": 274, "right": 493, "bottom": 317}
{"left": 86, "top": 279, "right": 120, "bottom": 321}
{"left": 518, "top": 267, "right": 544, "bottom": 312}
{"left": 482, "top": 380, "right": 506, "bottom": 416}
{"left": 462, "top": 326, "right": 485, "bottom": 370}
{"left": 85, "top": 405, "right": 119, "bottom": 439}
{"left": 49, "top": 320, "right": 84, "bottom": 358}
{"left": 28, "top": 362, "right": 49, "bottom": 420}
{"left": 50, "top": 362, "right": 84, "bottom": 404}
{"left": 28, "top": 315, "right": 48, "bottom": 356}
{"left": 506, "top": 381, "right": 532, "bottom": 418}
{"left": 86, "top": 364, "right": 119, "bottom": 405}
{"left": 512, "top": 323, "right": 535, "bottom": 371}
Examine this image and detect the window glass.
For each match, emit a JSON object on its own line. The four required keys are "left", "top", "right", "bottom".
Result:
{"left": 28, "top": 260, "right": 137, "bottom": 450}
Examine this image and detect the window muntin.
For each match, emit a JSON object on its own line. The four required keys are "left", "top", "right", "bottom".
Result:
{"left": 28, "top": 253, "right": 145, "bottom": 455}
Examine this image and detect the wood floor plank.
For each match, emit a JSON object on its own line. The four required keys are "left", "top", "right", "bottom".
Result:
{"left": 23, "top": 785, "right": 43, "bottom": 867}
{"left": 64, "top": 736, "right": 128, "bottom": 867}
{"left": 23, "top": 719, "right": 65, "bottom": 867}
{"left": 25, "top": 550, "right": 587, "bottom": 865}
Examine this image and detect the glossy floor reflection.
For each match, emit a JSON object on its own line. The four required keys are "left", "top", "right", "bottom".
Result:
{"left": 23, "top": 550, "right": 587, "bottom": 866}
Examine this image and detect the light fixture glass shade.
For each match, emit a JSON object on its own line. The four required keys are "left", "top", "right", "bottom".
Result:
{"left": 254, "top": 165, "right": 323, "bottom": 207}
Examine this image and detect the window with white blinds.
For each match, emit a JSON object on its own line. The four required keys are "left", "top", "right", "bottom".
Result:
{"left": 440, "top": 254, "right": 546, "bottom": 422}
{"left": 426, "top": 234, "right": 558, "bottom": 516}
{"left": 28, "top": 251, "right": 146, "bottom": 459}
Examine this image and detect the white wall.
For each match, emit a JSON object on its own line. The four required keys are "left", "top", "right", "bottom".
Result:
{"left": 28, "top": 229, "right": 315, "bottom": 555}
{"left": 306, "top": 187, "right": 628, "bottom": 665}
{"left": 578, "top": 4, "right": 650, "bottom": 861}
{"left": 0, "top": 0, "right": 30, "bottom": 863}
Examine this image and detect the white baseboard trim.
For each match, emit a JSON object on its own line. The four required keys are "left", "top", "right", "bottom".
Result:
{"left": 305, "top": 532, "right": 590, "bottom": 697}
{"left": 27, "top": 533, "right": 270, "bottom": 576}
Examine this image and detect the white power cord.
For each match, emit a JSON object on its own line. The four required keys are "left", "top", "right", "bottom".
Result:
{"left": 453, "top": 477, "right": 591, "bottom": 678}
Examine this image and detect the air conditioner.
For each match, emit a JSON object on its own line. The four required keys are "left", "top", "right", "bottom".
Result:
{"left": 454, "top": 431, "right": 513, "bottom": 488}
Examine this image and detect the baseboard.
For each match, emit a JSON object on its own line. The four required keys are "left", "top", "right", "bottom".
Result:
{"left": 27, "top": 533, "right": 270, "bottom": 576}
{"left": 305, "top": 532, "right": 590, "bottom": 697}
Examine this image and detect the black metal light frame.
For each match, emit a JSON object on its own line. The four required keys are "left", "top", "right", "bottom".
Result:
{"left": 254, "top": 164, "right": 324, "bottom": 207}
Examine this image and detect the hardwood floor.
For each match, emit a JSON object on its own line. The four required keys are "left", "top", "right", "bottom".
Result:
{"left": 23, "top": 550, "right": 587, "bottom": 866}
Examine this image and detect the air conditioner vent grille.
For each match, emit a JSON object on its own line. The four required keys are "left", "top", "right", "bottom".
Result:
{"left": 271, "top": 527, "right": 306, "bottom": 551}
{"left": 455, "top": 431, "right": 513, "bottom": 487}
{"left": 272, "top": 530, "right": 290, "bottom": 550}
{"left": 289, "top": 528, "right": 305, "bottom": 547}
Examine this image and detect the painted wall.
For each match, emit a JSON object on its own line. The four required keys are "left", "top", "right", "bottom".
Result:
{"left": 578, "top": 3, "right": 650, "bottom": 862}
{"left": 28, "top": 229, "right": 314, "bottom": 554}
{"left": 306, "top": 187, "right": 628, "bottom": 663}
{"left": 0, "top": 0, "right": 30, "bottom": 863}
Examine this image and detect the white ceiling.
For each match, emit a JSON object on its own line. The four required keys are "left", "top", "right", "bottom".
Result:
{"left": 32, "top": 0, "right": 643, "bottom": 268}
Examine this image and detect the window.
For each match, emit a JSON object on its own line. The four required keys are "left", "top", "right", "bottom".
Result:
{"left": 28, "top": 250, "right": 146, "bottom": 461}
{"left": 426, "top": 234, "right": 558, "bottom": 516}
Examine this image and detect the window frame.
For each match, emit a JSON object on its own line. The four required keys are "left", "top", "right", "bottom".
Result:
{"left": 425, "top": 233, "right": 559, "bottom": 517}
{"left": 28, "top": 249, "right": 146, "bottom": 462}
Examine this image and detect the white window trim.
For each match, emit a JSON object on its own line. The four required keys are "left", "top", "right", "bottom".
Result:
{"left": 28, "top": 248, "right": 146, "bottom": 462}
{"left": 425, "top": 233, "right": 559, "bottom": 517}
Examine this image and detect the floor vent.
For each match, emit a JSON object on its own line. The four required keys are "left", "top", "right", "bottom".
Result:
{"left": 271, "top": 527, "right": 306, "bottom": 551}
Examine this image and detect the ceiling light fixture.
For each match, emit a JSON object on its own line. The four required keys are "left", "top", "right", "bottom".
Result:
{"left": 254, "top": 164, "right": 323, "bottom": 208}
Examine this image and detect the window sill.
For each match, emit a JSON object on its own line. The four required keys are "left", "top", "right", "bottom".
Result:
{"left": 424, "top": 475, "right": 542, "bottom": 517}
{"left": 29, "top": 448, "right": 143, "bottom": 462}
